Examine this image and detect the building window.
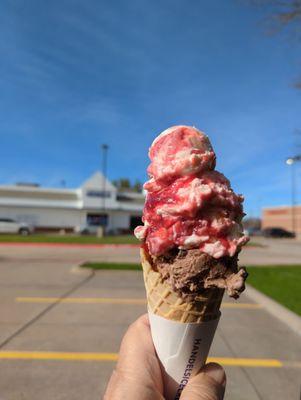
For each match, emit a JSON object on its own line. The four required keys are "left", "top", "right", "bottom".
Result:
{"left": 87, "top": 214, "right": 108, "bottom": 227}
{"left": 86, "top": 190, "right": 111, "bottom": 198}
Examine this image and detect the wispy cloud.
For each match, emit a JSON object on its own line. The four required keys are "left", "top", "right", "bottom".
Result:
{"left": 79, "top": 100, "right": 124, "bottom": 125}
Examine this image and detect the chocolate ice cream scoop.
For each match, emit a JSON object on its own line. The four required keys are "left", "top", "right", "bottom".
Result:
{"left": 152, "top": 249, "right": 248, "bottom": 300}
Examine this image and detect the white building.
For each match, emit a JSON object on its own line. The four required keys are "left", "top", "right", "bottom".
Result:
{"left": 0, "top": 172, "right": 144, "bottom": 233}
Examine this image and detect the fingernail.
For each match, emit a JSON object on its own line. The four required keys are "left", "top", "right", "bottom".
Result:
{"left": 202, "top": 363, "right": 226, "bottom": 386}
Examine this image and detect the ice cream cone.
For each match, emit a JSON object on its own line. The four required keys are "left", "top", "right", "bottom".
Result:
{"left": 141, "top": 248, "right": 224, "bottom": 323}
{"left": 134, "top": 126, "right": 248, "bottom": 399}
{"left": 141, "top": 248, "right": 223, "bottom": 399}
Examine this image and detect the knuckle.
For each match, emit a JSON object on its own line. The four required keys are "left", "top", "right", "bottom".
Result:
{"left": 182, "top": 381, "right": 223, "bottom": 400}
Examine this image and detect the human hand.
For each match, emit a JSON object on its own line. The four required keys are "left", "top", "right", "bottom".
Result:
{"left": 104, "top": 314, "right": 226, "bottom": 400}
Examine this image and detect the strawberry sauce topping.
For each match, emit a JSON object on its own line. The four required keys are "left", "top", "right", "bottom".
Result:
{"left": 134, "top": 126, "right": 249, "bottom": 258}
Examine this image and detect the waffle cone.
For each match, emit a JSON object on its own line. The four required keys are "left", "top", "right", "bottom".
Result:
{"left": 141, "top": 248, "right": 224, "bottom": 323}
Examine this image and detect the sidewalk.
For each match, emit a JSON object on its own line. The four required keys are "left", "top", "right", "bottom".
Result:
{"left": 0, "top": 245, "right": 300, "bottom": 399}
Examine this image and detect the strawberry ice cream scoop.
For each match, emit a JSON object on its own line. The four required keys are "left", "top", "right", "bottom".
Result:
{"left": 135, "top": 125, "right": 249, "bottom": 260}
{"left": 145, "top": 125, "right": 216, "bottom": 191}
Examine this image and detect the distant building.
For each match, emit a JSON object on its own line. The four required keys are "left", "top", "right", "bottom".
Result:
{"left": 0, "top": 172, "right": 144, "bottom": 233}
{"left": 262, "top": 205, "right": 301, "bottom": 235}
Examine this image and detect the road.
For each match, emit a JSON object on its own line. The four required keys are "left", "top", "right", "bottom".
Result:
{"left": 1, "top": 236, "right": 301, "bottom": 265}
{"left": 0, "top": 241, "right": 300, "bottom": 399}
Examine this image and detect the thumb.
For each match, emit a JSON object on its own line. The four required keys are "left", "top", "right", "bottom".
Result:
{"left": 180, "top": 363, "right": 226, "bottom": 400}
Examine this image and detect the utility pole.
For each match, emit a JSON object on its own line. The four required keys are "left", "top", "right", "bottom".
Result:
{"left": 286, "top": 155, "right": 301, "bottom": 235}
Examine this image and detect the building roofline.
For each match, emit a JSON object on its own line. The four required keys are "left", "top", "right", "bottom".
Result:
{"left": 262, "top": 204, "right": 301, "bottom": 210}
{"left": 0, "top": 185, "right": 78, "bottom": 195}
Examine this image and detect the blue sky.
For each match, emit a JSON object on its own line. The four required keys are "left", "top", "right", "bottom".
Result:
{"left": 1, "top": 0, "right": 300, "bottom": 217}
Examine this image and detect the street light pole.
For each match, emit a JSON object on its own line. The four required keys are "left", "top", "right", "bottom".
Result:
{"left": 291, "top": 160, "right": 296, "bottom": 235}
{"left": 286, "top": 155, "right": 301, "bottom": 235}
{"left": 101, "top": 144, "right": 109, "bottom": 227}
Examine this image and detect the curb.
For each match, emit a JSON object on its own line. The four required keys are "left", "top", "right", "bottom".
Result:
{"left": 245, "top": 284, "right": 301, "bottom": 337}
{"left": 69, "top": 264, "right": 92, "bottom": 276}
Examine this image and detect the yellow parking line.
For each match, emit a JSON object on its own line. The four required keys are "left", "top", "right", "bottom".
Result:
{"left": 0, "top": 351, "right": 284, "bottom": 367}
{"left": 0, "top": 351, "right": 118, "bottom": 361}
{"left": 15, "top": 297, "right": 261, "bottom": 309}
{"left": 209, "top": 357, "right": 282, "bottom": 367}
{"left": 16, "top": 297, "right": 146, "bottom": 305}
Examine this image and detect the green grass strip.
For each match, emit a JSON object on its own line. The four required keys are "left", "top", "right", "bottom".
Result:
{"left": 245, "top": 241, "right": 266, "bottom": 247}
{"left": 82, "top": 262, "right": 141, "bottom": 271}
{"left": 247, "top": 266, "right": 301, "bottom": 316}
{"left": 0, "top": 234, "right": 139, "bottom": 244}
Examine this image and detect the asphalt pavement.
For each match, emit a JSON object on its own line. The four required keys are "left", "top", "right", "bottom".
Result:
{"left": 0, "top": 240, "right": 300, "bottom": 400}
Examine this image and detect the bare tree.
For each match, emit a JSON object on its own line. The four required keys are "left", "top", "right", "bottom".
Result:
{"left": 112, "top": 178, "right": 143, "bottom": 193}
{"left": 248, "top": 0, "right": 301, "bottom": 29}
{"left": 246, "top": 0, "right": 301, "bottom": 87}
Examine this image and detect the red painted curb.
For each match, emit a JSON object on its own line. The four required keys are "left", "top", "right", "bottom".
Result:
{"left": 0, "top": 242, "right": 140, "bottom": 249}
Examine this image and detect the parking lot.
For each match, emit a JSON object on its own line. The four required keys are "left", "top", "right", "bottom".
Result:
{"left": 0, "top": 240, "right": 300, "bottom": 399}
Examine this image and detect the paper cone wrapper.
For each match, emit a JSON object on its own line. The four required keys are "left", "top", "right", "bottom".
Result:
{"left": 141, "top": 249, "right": 223, "bottom": 399}
{"left": 149, "top": 311, "right": 220, "bottom": 399}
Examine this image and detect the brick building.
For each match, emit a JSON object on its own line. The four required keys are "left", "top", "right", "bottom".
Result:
{"left": 262, "top": 205, "right": 301, "bottom": 236}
